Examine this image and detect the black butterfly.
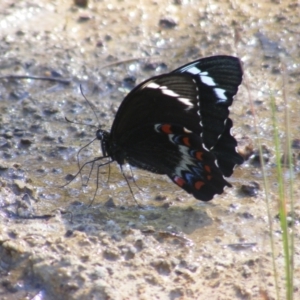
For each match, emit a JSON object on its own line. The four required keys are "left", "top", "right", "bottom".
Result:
{"left": 94, "top": 55, "right": 243, "bottom": 201}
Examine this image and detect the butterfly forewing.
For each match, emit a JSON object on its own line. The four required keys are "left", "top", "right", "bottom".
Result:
{"left": 173, "top": 55, "right": 243, "bottom": 150}
{"left": 110, "top": 74, "right": 203, "bottom": 140}
{"left": 211, "top": 118, "right": 244, "bottom": 177}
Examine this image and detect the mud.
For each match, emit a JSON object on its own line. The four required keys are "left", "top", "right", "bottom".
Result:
{"left": 0, "top": 0, "right": 299, "bottom": 299}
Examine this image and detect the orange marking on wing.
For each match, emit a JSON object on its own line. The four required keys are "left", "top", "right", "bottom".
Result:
{"left": 207, "top": 175, "right": 212, "bottom": 181}
{"left": 161, "top": 124, "right": 172, "bottom": 134}
{"left": 204, "top": 165, "right": 211, "bottom": 173}
{"left": 174, "top": 176, "right": 186, "bottom": 187}
{"left": 194, "top": 181, "right": 205, "bottom": 190}
{"left": 183, "top": 137, "right": 191, "bottom": 146}
{"left": 195, "top": 151, "right": 203, "bottom": 160}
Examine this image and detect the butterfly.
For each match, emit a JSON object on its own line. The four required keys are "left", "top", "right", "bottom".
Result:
{"left": 93, "top": 55, "right": 243, "bottom": 201}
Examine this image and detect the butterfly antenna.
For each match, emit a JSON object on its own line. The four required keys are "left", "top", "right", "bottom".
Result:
{"left": 79, "top": 84, "right": 101, "bottom": 126}
{"left": 0, "top": 74, "right": 71, "bottom": 84}
{"left": 64, "top": 116, "right": 98, "bottom": 128}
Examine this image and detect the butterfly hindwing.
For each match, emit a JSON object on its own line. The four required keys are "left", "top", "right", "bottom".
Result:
{"left": 116, "top": 123, "right": 231, "bottom": 201}
{"left": 156, "top": 123, "right": 232, "bottom": 201}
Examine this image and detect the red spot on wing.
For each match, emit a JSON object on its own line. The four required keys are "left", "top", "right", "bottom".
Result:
{"left": 204, "top": 165, "right": 211, "bottom": 173}
{"left": 195, "top": 151, "right": 203, "bottom": 160}
{"left": 194, "top": 181, "right": 205, "bottom": 190}
{"left": 183, "top": 137, "right": 191, "bottom": 146}
{"left": 173, "top": 176, "right": 186, "bottom": 187}
{"left": 161, "top": 124, "right": 173, "bottom": 134}
{"left": 204, "top": 165, "right": 212, "bottom": 180}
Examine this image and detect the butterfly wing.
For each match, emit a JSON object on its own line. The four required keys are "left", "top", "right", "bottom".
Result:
{"left": 211, "top": 118, "right": 244, "bottom": 177}
{"left": 117, "top": 123, "right": 230, "bottom": 201}
{"left": 107, "top": 56, "right": 243, "bottom": 200}
{"left": 110, "top": 73, "right": 203, "bottom": 139}
{"left": 173, "top": 55, "right": 243, "bottom": 150}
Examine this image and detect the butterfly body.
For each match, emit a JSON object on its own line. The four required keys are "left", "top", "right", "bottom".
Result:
{"left": 96, "top": 55, "right": 243, "bottom": 201}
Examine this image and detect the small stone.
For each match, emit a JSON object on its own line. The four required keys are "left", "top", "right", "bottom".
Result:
{"left": 20, "top": 138, "right": 33, "bottom": 146}
{"left": 78, "top": 14, "right": 92, "bottom": 22}
{"left": 159, "top": 17, "right": 177, "bottom": 28}
{"left": 250, "top": 146, "right": 270, "bottom": 166}
{"left": 74, "top": 0, "right": 88, "bottom": 8}
{"left": 3, "top": 131, "right": 13, "bottom": 139}
{"left": 104, "top": 198, "right": 116, "bottom": 208}
{"left": 154, "top": 194, "right": 167, "bottom": 201}
{"left": 65, "top": 174, "right": 75, "bottom": 181}
{"left": 292, "top": 139, "right": 300, "bottom": 149}
{"left": 240, "top": 181, "right": 260, "bottom": 197}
